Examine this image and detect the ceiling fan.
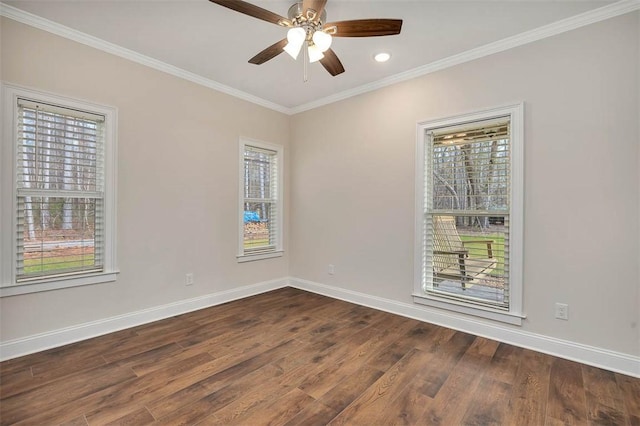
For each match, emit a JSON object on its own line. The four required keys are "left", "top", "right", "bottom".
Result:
{"left": 209, "top": 0, "right": 403, "bottom": 77}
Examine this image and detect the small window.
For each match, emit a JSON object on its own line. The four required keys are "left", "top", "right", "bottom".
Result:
{"left": 414, "top": 104, "right": 524, "bottom": 325}
{"left": 238, "top": 139, "right": 283, "bottom": 262}
{"left": 1, "top": 84, "right": 118, "bottom": 296}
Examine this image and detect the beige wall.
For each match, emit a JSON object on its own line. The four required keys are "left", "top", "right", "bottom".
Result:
{"left": 1, "top": 11, "right": 639, "bottom": 359}
{"left": 0, "top": 18, "right": 290, "bottom": 340}
{"left": 637, "top": 9, "right": 640, "bottom": 356}
{"left": 290, "top": 12, "right": 640, "bottom": 356}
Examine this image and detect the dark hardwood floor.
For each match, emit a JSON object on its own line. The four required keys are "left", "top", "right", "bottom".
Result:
{"left": 1, "top": 287, "right": 638, "bottom": 425}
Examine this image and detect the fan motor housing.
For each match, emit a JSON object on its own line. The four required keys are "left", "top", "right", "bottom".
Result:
{"left": 287, "top": 2, "right": 327, "bottom": 25}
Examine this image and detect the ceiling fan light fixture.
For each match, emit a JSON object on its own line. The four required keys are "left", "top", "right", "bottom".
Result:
{"left": 308, "top": 43, "right": 325, "bottom": 63}
{"left": 284, "top": 27, "right": 306, "bottom": 59}
{"left": 312, "top": 30, "right": 332, "bottom": 52}
{"left": 208, "top": 0, "right": 403, "bottom": 78}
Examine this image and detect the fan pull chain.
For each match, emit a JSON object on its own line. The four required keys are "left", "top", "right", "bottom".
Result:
{"left": 303, "top": 43, "right": 308, "bottom": 82}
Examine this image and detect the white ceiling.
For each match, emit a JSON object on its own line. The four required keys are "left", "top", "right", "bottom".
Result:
{"left": 3, "top": 0, "right": 619, "bottom": 111}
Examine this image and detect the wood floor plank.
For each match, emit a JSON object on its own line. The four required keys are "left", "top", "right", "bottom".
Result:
{"left": 616, "top": 372, "right": 640, "bottom": 425}
{"left": 151, "top": 363, "right": 284, "bottom": 425}
{"left": 484, "top": 341, "right": 523, "bottom": 385}
{"left": 148, "top": 338, "right": 334, "bottom": 421}
{"left": 1, "top": 363, "right": 137, "bottom": 424}
{"left": 413, "top": 330, "right": 477, "bottom": 398}
{"left": 18, "top": 351, "right": 215, "bottom": 425}
{"left": 316, "top": 365, "right": 385, "bottom": 413}
{"left": 212, "top": 387, "right": 315, "bottom": 426}
{"left": 80, "top": 352, "right": 217, "bottom": 425}
{"left": 327, "top": 348, "right": 432, "bottom": 425}
{"left": 546, "top": 357, "right": 589, "bottom": 425}
{"left": 0, "top": 369, "right": 33, "bottom": 399}
{"left": 0, "top": 329, "right": 138, "bottom": 378}
{"left": 148, "top": 339, "right": 301, "bottom": 423}
{"left": 297, "top": 323, "right": 415, "bottom": 400}
{"left": 374, "top": 378, "right": 433, "bottom": 425}
{"left": 1, "top": 288, "right": 637, "bottom": 426}
{"left": 282, "top": 401, "right": 339, "bottom": 426}
{"left": 366, "top": 341, "right": 413, "bottom": 373}
{"left": 423, "top": 337, "right": 499, "bottom": 425}
{"left": 1, "top": 354, "right": 108, "bottom": 400}
{"left": 30, "top": 354, "right": 107, "bottom": 380}
{"left": 60, "top": 415, "right": 89, "bottom": 426}
{"left": 104, "top": 406, "right": 155, "bottom": 425}
{"left": 119, "top": 343, "right": 186, "bottom": 376}
{"left": 582, "top": 364, "right": 628, "bottom": 425}
{"left": 147, "top": 362, "right": 280, "bottom": 420}
{"left": 461, "top": 376, "right": 512, "bottom": 425}
{"left": 503, "top": 348, "right": 552, "bottom": 425}
{"left": 399, "top": 321, "right": 440, "bottom": 349}
{"left": 102, "top": 321, "right": 230, "bottom": 362}
{"left": 258, "top": 387, "right": 320, "bottom": 425}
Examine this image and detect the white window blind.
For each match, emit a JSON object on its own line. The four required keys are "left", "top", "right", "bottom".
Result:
{"left": 16, "top": 99, "right": 105, "bottom": 282}
{"left": 242, "top": 143, "right": 280, "bottom": 256}
{"left": 425, "top": 118, "right": 511, "bottom": 310}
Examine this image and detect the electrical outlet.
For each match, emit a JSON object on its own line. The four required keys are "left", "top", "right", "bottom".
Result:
{"left": 328, "top": 264, "right": 335, "bottom": 275}
{"left": 555, "top": 303, "right": 568, "bottom": 320}
{"left": 185, "top": 273, "right": 194, "bottom": 286}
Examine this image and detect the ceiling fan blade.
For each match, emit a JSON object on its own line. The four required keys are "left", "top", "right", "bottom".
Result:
{"left": 302, "top": 0, "right": 327, "bottom": 21}
{"left": 324, "top": 19, "right": 403, "bottom": 37}
{"left": 319, "top": 49, "right": 345, "bottom": 76}
{"left": 209, "top": 0, "right": 291, "bottom": 26}
{"left": 248, "top": 39, "right": 288, "bottom": 65}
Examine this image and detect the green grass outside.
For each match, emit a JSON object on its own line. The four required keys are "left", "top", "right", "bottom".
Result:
{"left": 244, "top": 238, "right": 270, "bottom": 249}
{"left": 459, "top": 234, "right": 505, "bottom": 276}
{"left": 23, "top": 255, "right": 95, "bottom": 274}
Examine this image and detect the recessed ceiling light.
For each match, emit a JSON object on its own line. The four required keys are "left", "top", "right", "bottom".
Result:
{"left": 374, "top": 52, "right": 391, "bottom": 63}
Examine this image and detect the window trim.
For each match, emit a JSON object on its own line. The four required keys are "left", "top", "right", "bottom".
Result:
{"left": 1, "top": 83, "right": 118, "bottom": 297}
{"left": 237, "top": 137, "right": 284, "bottom": 262}
{"left": 413, "top": 103, "right": 524, "bottom": 325}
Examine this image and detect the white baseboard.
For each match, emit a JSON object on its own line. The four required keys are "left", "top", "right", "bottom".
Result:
{"left": 0, "top": 277, "right": 288, "bottom": 361}
{"left": 3, "top": 276, "right": 638, "bottom": 378}
{"left": 289, "top": 277, "right": 640, "bottom": 378}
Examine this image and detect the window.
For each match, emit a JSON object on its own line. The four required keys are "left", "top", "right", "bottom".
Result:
{"left": 414, "top": 104, "right": 524, "bottom": 325}
{"left": 1, "top": 84, "right": 117, "bottom": 296}
{"left": 238, "top": 138, "right": 283, "bottom": 262}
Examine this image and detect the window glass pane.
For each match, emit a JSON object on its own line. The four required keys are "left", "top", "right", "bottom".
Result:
{"left": 429, "top": 214, "right": 508, "bottom": 308}
{"left": 244, "top": 148, "right": 275, "bottom": 200}
{"left": 17, "top": 196, "right": 101, "bottom": 279}
{"left": 18, "top": 106, "right": 102, "bottom": 192}
{"left": 15, "top": 101, "right": 104, "bottom": 282}
{"left": 425, "top": 118, "right": 511, "bottom": 310}
{"left": 432, "top": 138, "right": 509, "bottom": 212}
{"left": 243, "top": 201, "right": 276, "bottom": 250}
{"left": 242, "top": 143, "right": 280, "bottom": 255}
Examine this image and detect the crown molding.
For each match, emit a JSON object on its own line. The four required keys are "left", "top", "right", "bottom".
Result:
{"left": 0, "top": 3, "right": 290, "bottom": 115}
{"left": 1, "top": 0, "right": 639, "bottom": 115}
{"left": 289, "top": 0, "right": 640, "bottom": 114}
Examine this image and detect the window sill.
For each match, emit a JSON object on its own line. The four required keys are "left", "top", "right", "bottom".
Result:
{"left": 413, "top": 293, "right": 525, "bottom": 326}
{"left": 237, "top": 251, "right": 284, "bottom": 263}
{"left": 0, "top": 271, "right": 119, "bottom": 297}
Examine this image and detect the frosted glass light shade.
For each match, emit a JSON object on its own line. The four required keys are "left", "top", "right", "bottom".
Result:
{"left": 284, "top": 27, "right": 306, "bottom": 59}
{"left": 308, "top": 44, "right": 324, "bottom": 63}
{"left": 312, "top": 30, "right": 332, "bottom": 52}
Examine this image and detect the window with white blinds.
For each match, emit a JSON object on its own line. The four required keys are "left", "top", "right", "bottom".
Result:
{"left": 1, "top": 84, "right": 118, "bottom": 296}
{"left": 16, "top": 100, "right": 105, "bottom": 281}
{"left": 414, "top": 105, "right": 523, "bottom": 325}
{"left": 238, "top": 139, "right": 283, "bottom": 261}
